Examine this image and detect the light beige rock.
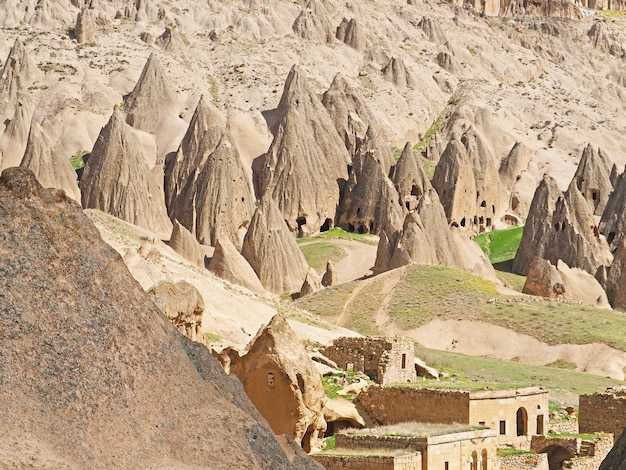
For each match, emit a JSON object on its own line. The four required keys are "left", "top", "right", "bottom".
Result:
{"left": 155, "top": 25, "right": 187, "bottom": 55}
{"left": 208, "top": 235, "right": 265, "bottom": 294}
{"left": 169, "top": 219, "right": 206, "bottom": 269}
{"left": 241, "top": 194, "right": 310, "bottom": 294}
{"left": 321, "top": 259, "right": 339, "bottom": 287}
{"left": 390, "top": 142, "right": 431, "bottom": 212}
{"left": 225, "top": 314, "right": 328, "bottom": 452}
{"left": 147, "top": 280, "right": 205, "bottom": 342}
{"left": 75, "top": 8, "right": 96, "bottom": 44}
{"left": 571, "top": 143, "right": 613, "bottom": 215}
{"left": 415, "top": 357, "right": 439, "bottom": 380}
{"left": 80, "top": 108, "right": 173, "bottom": 239}
{"left": 323, "top": 398, "right": 365, "bottom": 431}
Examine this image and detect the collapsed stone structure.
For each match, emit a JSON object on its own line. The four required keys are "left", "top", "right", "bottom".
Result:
{"left": 321, "top": 336, "right": 416, "bottom": 385}
{"left": 316, "top": 425, "right": 497, "bottom": 470}
{"left": 579, "top": 387, "right": 626, "bottom": 441}
{"left": 530, "top": 434, "right": 613, "bottom": 470}
{"left": 356, "top": 386, "right": 549, "bottom": 447}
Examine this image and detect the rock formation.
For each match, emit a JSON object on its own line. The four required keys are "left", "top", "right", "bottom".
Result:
{"left": 336, "top": 17, "right": 366, "bottom": 51}
{"left": 20, "top": 119, "right": 81, "bottom": 203}
{"left": 292, "top": 0, "right": 334, "bottom": 43}
{"left": 390, "top": 142, "right": 431, "bottom": 212}
{"left": 258, "top": 65, "right": 350, "bottom": 236}
{"left": 300, "top": 268, "right": 322, "bottom": 298}
{"left": 124, "top": 53, "right": 178, "bottom": 135}
{"left": 166, "top": 96, "right": 254, "bottom": 249}
{"left": 374, "top": 188, "right": 496, "bottom": 281}
{"left": 417, "top": 17, "right": 447, "bottom": 44}
{"left": 169, "top": 219, "right": 206, "bottom": 268}
{"left": 514, "top": 175, "right": 612, "bottom": 276}
{"left": 208, "top": 235, "right": 265, "bottom": 294}
{"left": 499, "top": 142, "right": 532, "bottom": 191}
{"left": 571, "top": 143, "right": 613, "bottom": 215}
{"left": 513, "top": 175, "right": 561, "bottom": 275}
{"left": 147, "top": 280, "right": 205, "bottom": 342}
{"left": 322, "top": 73, "right": 392, "bottom": 173}
{"left": 241, "top": 194, "right": 310, "bottom": 294}
{"left": 321, "top": 260, "right": 338, "bottom": 287}
{"left": 382, "top": 57, "right": 415, "bottom": 88}
{"left": 0, "top": 39, "right": 37, "bottom": 104}
{"left": 0, "top": 95, "right": 34, "bottom": 171}
{"left": 80, "top": 108, "right": 173, "bottom": 239}
{"left": 75, "top": 7, "right": 96, "bottom": 44}
{"left": 336, "top": 136, "right": 404, "bottom": 236}
{"left": 602, "top": 242, "right": 626, "bottom": 311}
{"left": 0, "top": 167, "right": 321, "bottom": 469}
{"left": 523, "top": 257, "right": 610, "bottom": 308}
{"left": 599, "top": 169, "right": 626, "bottom": 252}
{"left": 155, "top": 25, "right": 187, "bottom": 55}
{"left": 323, "top": 398, "right": 365, "bottom": 434}
{"left": 224, "top": 314, "right": 327, "bottom": 452}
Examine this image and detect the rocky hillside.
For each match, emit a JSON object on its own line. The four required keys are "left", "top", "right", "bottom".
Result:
{"left": 0, "top": 167, "right": 321, "bottom": 469}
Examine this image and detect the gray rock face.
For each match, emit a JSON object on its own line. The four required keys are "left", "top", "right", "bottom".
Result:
{"left": 499, "top": 142, "right": 532, "bottom": 191}
{"left": 80, "top": 108, "right": 172, "bottom": 239}
{"left": 166, "top": 96, "right": 254, "bottom": 249}
{"left": 513, "top": 175, "right": 561, "bottom": 275}
{"left": 292, "top": 0, "right": 334, "bottom": 43}
{"left": 337, "top": 137, "right": 403, "bottom": 235}
{"left": 20, "top": 120, "right": 81, "bottom": 203}
{"left": 374, "top": 188, "right": 496, "bottom": 281}
{"left": 571, "top": 143, "right": 613, "bottom": 215}
{"left": 258, "top": 65, "right": 350, "bottom": 236}
{"left": 208, "top": 235, "right": 265, "bottom": 294}
{"left": 155, "top": 25, "right": 187, "bottom": 55}
{"left": 390, "top": 142, "right": 430, "bottom": 213}
{"left": 241, "top": 194, "right": 310, "bottom": 294}
{"left": 124, "top": 53, "right": 178, "bottom": 134}
{"left": 417, "top": 17, "right": 447, "bottom": 44}
{"left": 600, "top": 169, "right": 626, "bottom": 252}
{"left": 0, "top": 166, "right": 321, "bottom": 470}
{"left": 604, "top": 242, "right": 626, "bottom": 311}
{"left": 75, "top": 8, "right": 96, "bottom": 44}
{"left": 169, "top": 219, "right": 206, "bottom": 269}
{"left": 514, "top": 175, "right": 612, "bottom": 276}
{"left": 321, "top": 260, "right": 338, "bottom": 287}
{"left": 322, "top": 73, "right": 392, "bottom": 173}
{"left": 336, "top": 17, "right": 366, "bottom": 51}
{"left": 382, "top": 57, "right": 415, "bottom": 88}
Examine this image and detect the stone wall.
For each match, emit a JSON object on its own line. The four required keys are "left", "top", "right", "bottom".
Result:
{"left": 321, "top": 337, "right": 416, "bottom": 385}
{"left": 356, "top": 386, "right": 470, "bottom": 425}
{"left": 497, "top": 453, "right": 549, "bottom": 470}
{"left": 469, "top": 387, "right": 549, "bottom": 446}
{"left": 565, "top": 436, "right": 614, "bottom": 470}
{"left": 579, "top": 392, "right": 626, "bottom": 439}
{"left": 314, "top": 453, "right": 421, "bottom": 470}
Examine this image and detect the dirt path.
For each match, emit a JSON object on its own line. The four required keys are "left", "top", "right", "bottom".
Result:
{"left": 298, "top": 238, "right": 377, "bottom": 283}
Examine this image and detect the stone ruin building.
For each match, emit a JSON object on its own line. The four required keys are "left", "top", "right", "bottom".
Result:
{"left": 315, "top": 424, "right": 498, "bottom": 470}
{"left": 356, "top": 386, "right": 549, "bottom": 448}
{"left": 579, "top": 386, "right": 626, "bottom": 441}
{"left": 321, "top": 336, "right": 416, "bottom": 385}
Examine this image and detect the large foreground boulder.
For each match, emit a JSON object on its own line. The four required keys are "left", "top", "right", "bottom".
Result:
{"left": 0, "top": 167, "right": 321, "bottom": 469}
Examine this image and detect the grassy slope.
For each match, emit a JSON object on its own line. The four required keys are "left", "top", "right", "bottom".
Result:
{"left": 299, "top": 242, "right": 347, "bottom": 272}
{"left": 297, "top": 264, "right": 626, "bottom": 351}
{"left": 474, "top": 227, "right": 526, "bottom": 291}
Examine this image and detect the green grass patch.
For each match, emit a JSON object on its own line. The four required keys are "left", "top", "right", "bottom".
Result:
{"left": 474, "top": 227, "right": 523, "bottom": 264}
{"left": 413, "top": 115, "right": 443, "bottom": 154}
{"left": 299, "top": 242, "right": 347, "bottom": 272}
{"left": 597, "top": 9, "right": 626, "bottom": 19}
{"left": 497, "top": 448, "right": 535, "bottom": 457}
{"left": 324, "top": 436, "right": 336, "bottom": 450}
{"left": 414, "top": 345, "right": 625, "bottom": 406}
{"left": 420, "top": 156, "right": 436, "bottom": 180}
{"left": 70, "top": 150, "right": 90, "bottom": 170}
{"left": 547, "top": 432, "right": 603, "bottom": 440}
{"left": 544, "top": 359, "right": 577, "bottom": 370}
{"left": 494, "top": 265, "right": 527, "bottom": 292}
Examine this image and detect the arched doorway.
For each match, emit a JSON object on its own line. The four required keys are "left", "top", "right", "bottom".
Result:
{"left": 481, "top": 449, "right": 488, "bottom": 470}
{"left": 540, "top": 445, "right": 574, "bottom": 470}
{"left": 470, "top": 450, "right": 478, "bottom": 470}
{"left": 516, "top": 407, "right": 528, "bottom": 436}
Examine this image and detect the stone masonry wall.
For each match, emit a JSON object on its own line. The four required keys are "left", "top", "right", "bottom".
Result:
{"left": 579, "top": 392, "right": 626, "bottom": 439}
{"left": 356, "top": 386, "right": 470, "bottom": 425}
{"left": 335, "top": 434, "right": 425, "bottom": 452}
{"left": 497, "top": 453, "right": 549, "bottom": 470}
{"left": 566, "top": 436, "right": 614, "bottom": 470}
{"left": 313, "top": 453, "right": 421, "bottom": 470}
{"left": 321, "top": 337, "right": 415, "bottom": 385}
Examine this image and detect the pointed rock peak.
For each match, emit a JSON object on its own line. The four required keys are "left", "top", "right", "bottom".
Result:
{"left": 382, "top": 57, "right": 415, "bottom": 88}
{"left": 417, "top": 17, "right": 447, "bottom": 44}
{"left": 278, "top": 64, "right": 312, "bottom": 109}
{"left": 572, "top": 143, "right": 613, "bottom": 215}
{"left": 610, "top": 163, "right": 621, "bottom": 187}
{"left": 155, "top": 24, "right": 187, "bottom": 55}
{"left": 124, "top": 52, "right": 177, "bottom": 133}
{"left": 75, "top": 8, "right": 96, "bottom": 44}
{"left": 355, "top": 125, "right": 394, "bottom": 171}
{"left": 241, "top": 194, "right": 310, "bottom": 294}
{"left": 292, "top": 0, "right": 334, "bottom": 43}
{"left": 321, "top": 259, "right": 338, "bottom": 287}
{"left": 300, "top": 268, "right": 321, "bottom": 298}
{"left": 0, "top": 93, "right": 35, "bottom": 171}
{"left": 336, "top": 17, "right": 366, "bottom": 51}
{"left": 20, "top": 119, "right": 80, "bottom": 202}
{"left": 0, "top": 39, "right": 37, "bottom": 98}
{"left": 499, "top": 141, "right": 531, "bottom": 189}
{"left": 80, "top": 106, "right": 173, "bottom": 238}
{"left": 391, "top": 142, "right": 430, "bottom": 212}
{"left": 208, "top": 234, "right": 265, "bottom": 295}
{"left": 169, "top": 219, "right": 206, "bottom": 269}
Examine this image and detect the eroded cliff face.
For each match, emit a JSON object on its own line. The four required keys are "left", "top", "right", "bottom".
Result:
{"left": 0, "top": 167, "right": 321, "bottom": 470}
